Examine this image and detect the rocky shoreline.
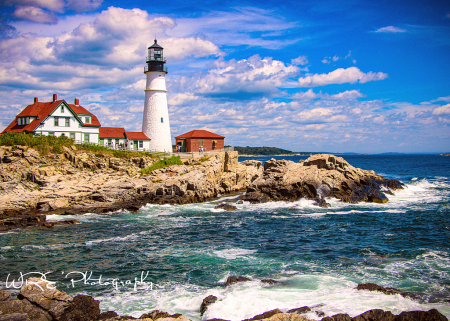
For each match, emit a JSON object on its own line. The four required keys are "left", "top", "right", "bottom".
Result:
{"left": 0, "top": 277, "right": 447, "bottom": 321}
{"left": 1, "top": 147, "right": 404, "bottom": 232}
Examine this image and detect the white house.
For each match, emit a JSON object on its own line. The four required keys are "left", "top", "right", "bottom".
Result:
{"left": 3, "top": 94, "right": 101, "bottom": 144}
{"left": 3, "top": 94, "right": 152, "bottom": 151}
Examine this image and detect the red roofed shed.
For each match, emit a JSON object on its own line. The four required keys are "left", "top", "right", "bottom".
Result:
{"left": 175, "top": 130, "right": 224, "bottom": 152}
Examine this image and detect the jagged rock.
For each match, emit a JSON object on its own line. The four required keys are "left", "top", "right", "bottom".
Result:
{"left": 321, "top": 314, "right": 351, "bottom": 321}
{"left": 243, "top": 309, "right": 283, "bottom": 321}
{"left": 395, "top": 309, "right": 448, "bottom": 321}
{"left": 351, "top": 309, "right": 396, "bottom": 321}
{"left": 58, "top": 294, "right": 100, "bottom": 321}
{"left": 200, "top": 295, "right": 217, "bottom": 316}
{"left": 287, "top": 307, "right": 311, "bottom": 314}
{"left": 0, "top": 290, "right": 11, "bottom": 301}
{"left": 0, "top": 298, "right": 52, "bottom": 321}
{"left": 225, "top": 276, "right": 251, "bottom": 287}
{"left": 18, "top": 277, "right": 73, "bottom": 320}
{"left": 140, "top": 310, "right": 170, "bottom": 320}
{"left": 312, "top": 198, "right": 331, "bottom": 208}
{"left": 0, "top": 313, "right": 31, "bottom": 321}
{"left": 356, "top": 283, "right": 402, "bottom": 295}
{"left": 98, "top": 311, "right": 119, "bottom": 320}
{"left": 214, "top": 203, "right": 238, "bottom": 211}
{"left": 261, "top": 279, "right": 282, "bottom": 285}
{"left": 241, "top": 154, "right": 403, "bottom": 206}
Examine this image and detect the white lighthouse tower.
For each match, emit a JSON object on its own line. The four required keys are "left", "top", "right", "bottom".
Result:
{"left": 142, "top": 39, "right": 172, "bottom": 152}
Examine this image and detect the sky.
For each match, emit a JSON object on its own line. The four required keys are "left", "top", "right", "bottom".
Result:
{"left": 0, "top": 0, "right": 449, "bottom": 153}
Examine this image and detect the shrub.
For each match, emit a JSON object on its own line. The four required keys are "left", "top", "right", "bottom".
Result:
{"left": 140, "top": 155, "right": 183, "bottom": 175}
{"left": 0, "top": 132, "right": 73, "bottom": 155}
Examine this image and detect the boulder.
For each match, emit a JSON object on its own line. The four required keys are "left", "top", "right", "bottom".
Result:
{"left": 0, "top": 298, "right": 52, "bottom": 321}
{"left": 58, "top": 294, "right": 100, "bottom": 321}
{"left": 261, "top": 279, "right": 282, "bottom": 285}
{"left": 287, "top": 307, "right": 311, "bottom": 314}
{"left": 0, "top": 290, "right": 11, "bottom": 301}
{"left": 351, "top": 309, "right": 396, "bottom": 321}
{"left": 243, "top": 309, "right": 283, "bottom": 321}
{"left": 395, "top": 309, "right": 448, "bottom": 321}
{"left": 214, "top": 203, "right": 238, "bottom": 211}
{"left": 18, "top": 277, "right": 72, "bottom": 319}
{"left": 225, "top": 276, "right": 251, "bottom": 287}
{"left": 200, "top": 295, "right": 218, "bottom": 316}
{"left": 321, "top": 314, "right": 351, "bottom": 321}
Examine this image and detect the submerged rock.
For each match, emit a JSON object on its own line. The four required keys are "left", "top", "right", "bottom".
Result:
{"left": 200, "top": 295, "right": 218, "bottom": 316}
{"left": 225, "top": 276, "right": 251, "bottom": 287}
{"left": 214, "top": 203, "right": 238, "bottom": 211}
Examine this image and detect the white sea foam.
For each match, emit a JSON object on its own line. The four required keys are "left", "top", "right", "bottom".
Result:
{"left": 85, "top": 233, "right": 140, "bottom": 246}
{"left": 212, "top": 248, "right": 258, "bottom": 260}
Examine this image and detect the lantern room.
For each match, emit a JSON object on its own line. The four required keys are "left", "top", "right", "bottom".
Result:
{"left": 145, "top": 39, "right": 167, "bottom": 73}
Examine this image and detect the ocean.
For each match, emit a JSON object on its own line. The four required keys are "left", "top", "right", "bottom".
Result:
{"left": 1, "top": 154, "right": 449, "bottom": 320}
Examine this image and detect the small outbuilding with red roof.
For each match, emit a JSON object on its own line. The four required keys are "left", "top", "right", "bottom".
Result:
{"left": 175, "top": 130, "right": 225, "bottom": 152}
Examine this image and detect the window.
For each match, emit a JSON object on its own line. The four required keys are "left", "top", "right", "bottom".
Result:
{"left": 54, "top": 117, "right": 59, "bottom": 127}
{"left": 99, "top": 138, "right": 104, "bottom": 145}
{"left": 108, "top": 139, "right": 112, "bottom": 146}
{"left": 65, "top": 118, "right": 70, "bottom": 127}
{"left": 85, "top": 117, "right": 90, "bottom": 124}
{"left": 115, "top": 139, "right": 119, "bottom": 146}
{"left": 84, "top": 133, "right": 89, "bottom": 142}
{"left": 61, "top": 105, "right": 64, "bottom": 113}
{"left": 161, "top": 117, "right": 163, "bottom": 123}
{"left": 139, "top": 141, "right": 143, "bottom": 148}
{"left": 199, "top": 140, "right": 203, "bottom": 147}
{"left": 48, "top": 132, "right": 55, "bottom": 136}
{"left": 70, "top": 132, "right": 75, "bottom": 140}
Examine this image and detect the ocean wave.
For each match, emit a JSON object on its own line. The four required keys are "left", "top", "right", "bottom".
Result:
{"left": 212, "top": 248, "right": 258, "bottom": 260}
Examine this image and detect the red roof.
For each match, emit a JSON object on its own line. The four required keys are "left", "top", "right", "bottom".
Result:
{"left": 2, "top": 100, "right": 100, "bottom": 134}
{"left": 175, "top": 130, "right": 224, "bottom": 139}
{"left": 125, "top": 132, "right": 150, "bottom": 140}
{"left": 99, "top": 127, "right": 126, "bottom": 139}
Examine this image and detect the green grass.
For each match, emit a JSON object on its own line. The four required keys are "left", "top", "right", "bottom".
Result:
{"left": 140, "top": 155, "right": 183, "bottom": 175}
{"left": 0, "top": 132, "right": 163, "bottom": 158}
{"left": 0, "top": 132, "right": 73, "bottom": 155}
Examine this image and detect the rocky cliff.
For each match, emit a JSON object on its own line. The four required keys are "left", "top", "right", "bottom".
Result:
{"left": 241, "top": 154, "right": 403, "bottom": 206}
{"left": 0, "top": 147, "right": 262, "bottom": 231}
{"left": 1, "top": 148, "right": 403, "bottom": 232}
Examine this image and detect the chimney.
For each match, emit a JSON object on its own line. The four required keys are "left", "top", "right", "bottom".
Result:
{"left": 34, "top": 97, "right": 38, "bottom": 103}
{"left": 74, "top": 98, "right": 79, "bottom": 105}
{"left": 53, "top": 94, "right": 57, "bottom": 102}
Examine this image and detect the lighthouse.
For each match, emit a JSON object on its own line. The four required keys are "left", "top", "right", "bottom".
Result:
{"left": 142, "top": 39, "right": 172, "bottom": 152}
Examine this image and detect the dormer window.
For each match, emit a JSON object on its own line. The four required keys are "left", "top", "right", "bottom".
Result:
{"left": 85, "top": 117, "right": 91, "bottom": 124}
{"left": 61, "top": 105, "right": 64, "bottom": 113}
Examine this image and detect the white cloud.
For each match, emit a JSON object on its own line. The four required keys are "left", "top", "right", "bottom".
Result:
{"left": 322, "top": 57, "right": 330, "bottom": 64}
{"left": 182, "top": 55, "right": 299, "bottom": 97}
{"left": 298, "top": 67, "right": 388, "bottom": 87}
{"left": 375, "top": 26, "right": 407, "bottom": 33}
{"left": 168, "top": 93, "right": 199, "bottom": 106}
{"left": 432, "top": 104, "right": 450, "bottom": 115}
{"left": 13, "top": 6, "right": 57, "bottom": 23}
{"left": 292, "top": 89, "right": 364, "bottom": 100}
{"left": 332, "top": 55, "right": 339, "bottom": 62}
{"left": 4, "top": 0, "right": 65, "bottom": 12}
{"left": 431, "top": 95, "right": 450, "bottom": 103}
{"left": 291, "top": 55, "right": 308, "bottom": 65}
{"left": 0, "top": 7, "right": 222, "bottom": 91}
{"left": 167, "top": 7, "right": 299, "bottom": 49}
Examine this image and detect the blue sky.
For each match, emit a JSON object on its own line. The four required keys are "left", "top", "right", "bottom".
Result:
{"left": 0, "top": 0, "right": 449, "bottom": 153}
